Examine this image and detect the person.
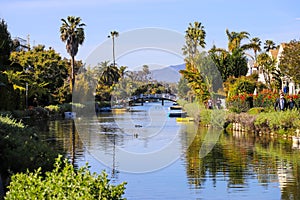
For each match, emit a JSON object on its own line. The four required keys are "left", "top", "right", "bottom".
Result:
{"left": 287, "top": 96, "right": 298, "bottom": 110}
{"left": 274, "top": 93, "right": 287, "bottom": 111}
{"left": 207, "top": 99, "right": 213, "bottom": 109}
{"left": 216, "top": 98, "right": 221, "bottom": 109}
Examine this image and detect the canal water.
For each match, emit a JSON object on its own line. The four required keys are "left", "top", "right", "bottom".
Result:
{"left": 39, "top": 102, "right": 300, "bottom": 200}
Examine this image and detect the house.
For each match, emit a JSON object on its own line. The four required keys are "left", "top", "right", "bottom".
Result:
{"left": 250, "top": 43, "right": 299, "bottom": 95}
{"left": 270, "top": 43, "right": 299, "bottom": 95}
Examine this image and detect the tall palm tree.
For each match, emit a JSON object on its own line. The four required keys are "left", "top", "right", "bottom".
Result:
{"left": 225, "top": 29, "right": 250, "bottom": 52}
{"left": 182, "top": 21, "right": 206, "bottom": 59}
{"left": 108, "top": 31, "right": 119, "bottom": 67}
{"left": 60, "top": 16, "right": 86, "bottom": 92}
{"left": 248, "top": 37, "right": 261, "bottom": 60}
{"left": 264, "top": 40, "right": 276, "bottom": 52}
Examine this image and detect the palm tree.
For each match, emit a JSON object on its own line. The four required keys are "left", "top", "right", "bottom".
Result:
{"left": 225, "top": 29, "right": 250, "bottom": 52}
{"left": 264, "top": 40, "right": 276, "bottom": 52}
{"left": 99, "top": 61, "right": 120, "bottom": 86}
{"left": 248, "top": 37, "right": 262, "bottom": 60}
{"left": 182, "top": 21, "right": 206, "bottom": 59}
{"left": 108, "top": 31, "right": 119, "bottom": 67}
{"left": 60, "top": 16, "right": 86, "bottom": 92}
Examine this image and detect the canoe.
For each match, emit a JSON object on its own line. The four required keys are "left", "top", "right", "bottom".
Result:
{"left": 168, "top": 112, "right": 187, "bottom": 117}
{"left": 169, "top": 106, "right": 182, "bottom": 110}
{"left": 176, "top": 117, "right": 194, "bottom": 122}
{"left": 112, "top": 108, "right": 127, "bottom": 113}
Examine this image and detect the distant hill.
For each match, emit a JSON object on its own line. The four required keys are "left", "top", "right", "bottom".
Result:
{"left": 151, "top": 63, "right": 185, "bottom": 83}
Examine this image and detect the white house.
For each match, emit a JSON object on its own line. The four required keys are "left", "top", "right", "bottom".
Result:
{"left": 250, "top": 43, "right": 299, "bottom": 95}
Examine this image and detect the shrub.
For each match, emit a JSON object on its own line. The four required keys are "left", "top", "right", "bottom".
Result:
{"left": 254, "top": 110, "right": 300, "bottom": 134}
{"left": 0, "top": 115, "right": 61, "bottom": 192}
{"left": 5, "top": 155, "right": 127, "bottom": 200}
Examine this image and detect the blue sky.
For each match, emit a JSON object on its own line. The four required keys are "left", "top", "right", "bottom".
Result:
{"left": 1, "top": 0, "right": 300, "bottom": 68}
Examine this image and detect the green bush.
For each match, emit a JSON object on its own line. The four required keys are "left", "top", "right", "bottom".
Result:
{"left": 5, "top": 155, "right": 127, "bottom": 200}
{"left": 247, "top": 107, "right": 265, "bottom": 115}
{"left": 0, "top": 115, "right": 61, "bottom": 192}
{"left": 254, "top": 110, "right": 300, "bottom": 134}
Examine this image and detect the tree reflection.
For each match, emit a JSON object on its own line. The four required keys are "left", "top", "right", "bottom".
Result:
{"left": 184, "top": 125, "right": 300, "bottom": 199}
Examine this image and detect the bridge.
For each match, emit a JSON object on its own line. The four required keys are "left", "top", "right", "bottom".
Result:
{"left": 128, "top": 93, "right": 177, "bottom": 106}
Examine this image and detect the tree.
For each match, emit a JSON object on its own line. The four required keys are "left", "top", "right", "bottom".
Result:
{"left": 60, "top": 16, "right": 86, "bottom": 92}
{"left": 98, "top": 62, "right": 121, "bottom": 86}
{"left": 9, "top": 45, "right": 69, "bottom": 105}
{"left": 247, "top": 37, "right": 262, "bottom": 60}
{"left": 279, "top": 40, "right": 300, "bottom": 85}
{"left": 108, "top": 31, "right": 119, "bottom": 67}
{"left": 209, "top": 46, "right": 248, "bottom": 82}
{"left": 180, "top": 21, "right": 209, "bottom": 102}
{"left": 225, "top": 29, "right": 250, "bottom": 52}
{"left": 0, "top": 18, "right": 13, "bottom": 67}
{"left": 264, "top": 40, "right": 276, "bottom": 52}
{"left": 257, "top": 52, "right": 276, "bottom": 89}
{"left": 182, "top": 21, "right": 206, "bottom": 60}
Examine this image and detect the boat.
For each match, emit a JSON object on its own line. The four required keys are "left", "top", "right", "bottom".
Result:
{"left": 64, "top": 112, "right": 76, "bottom": 119}
{"left": 168, "top": 112, "right": 187, "bottom": 117}
{"left": 112, "top": 108, "right": 127, "bottom": 113}
{"left": 169, "top": 106, "right": 182, "bottom": 110}
{"left": 176, "top": 117, "right": 194, "bottom": 122}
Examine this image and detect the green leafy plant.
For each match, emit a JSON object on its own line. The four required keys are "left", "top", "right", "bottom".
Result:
{"left": 5, "top": 155, "right": 127, "bottom": 200}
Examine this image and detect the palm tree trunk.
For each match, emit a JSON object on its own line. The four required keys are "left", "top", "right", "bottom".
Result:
{"left": 112, "top": 37, "right": 116, "bottom": 67}
{"left": 70, "top": 55, "right": 75, "bottom": 93}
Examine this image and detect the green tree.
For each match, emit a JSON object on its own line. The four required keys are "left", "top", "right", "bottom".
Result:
{"left": 246, "top": 37, "right": 262, "bottom": 60}
{"left": 0, "top": 18, "right": 13, "bottom": 67}
{"left": 257, "top": 52, "right": 276, "bottom": 89}
{"left": 9, "top": 45, "right": 69, "bottom": 105}
{"left": 225, "top": 29, "right": 250, "bottom": 52}
{"left": 180, "top": 21, "right": 210, "bottom": 102}
{"left": 209, "top": 29, "right": 250, "bottom": 82}
{"left": 99, "top": 62, "right": 121, "bottom": 86}
{"left": 108, "top": 31, "right": 119, "bottom": 67}
{"left": 209, "top": 46, "right": 248, "bottom": 82}
{"left": 264, "top": 39, "right": 276, "bottom": 52}
{"left": 60, "top": 16, "right": 86, "bottom": 92}
{"left": 182, "top": 21, "right": 206, "bottom": 59}
{"left": 178, "top": 77, "right": 190, "bottom": 99}
{"left": 279, "top": 40, "right": 300, "bottom": 85}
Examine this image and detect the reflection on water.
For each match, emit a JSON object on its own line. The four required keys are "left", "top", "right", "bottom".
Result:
{"left": 38, "top": 102, "right": 300, "bottom": 200}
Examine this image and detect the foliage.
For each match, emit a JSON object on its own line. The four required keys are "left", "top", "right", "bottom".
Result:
{"left": 209, "top": 47, "right": 248, "bottom": 82}
{"left": 279, "top": 40, "right": 300, "bottom": 85}
{"left": 225, "top": 29, "right": 250, "bottom": 52}
{"left": 5, "top": 155, "right": 127, "bottom": 200}
{"left": 60, "top": 16, "right": 86, "bottom": 92}
{"left": 0, "top": 18, "right": 13, "bottom": 67}
{"left": 9, "top": 45, "right": 70, "bottom": 106}
{"left": 178, "top": 77, "right": 191, "bottom": 99}
{"left": 0, "top": 115, "right": 61, "bottom": 192}
{"left": 256, "top": 53, "right": 276, "bottom": 89}
{"left": 182, "top": 21, "right": 206, "bottom": 58}
{"left": 254, "top": 110, "right": 300, "bottom": 134}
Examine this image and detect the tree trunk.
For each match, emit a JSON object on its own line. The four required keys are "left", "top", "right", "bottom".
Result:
{"left": 0, "top": 174, "right": 4, "bottom": 200}
{"left": 70, "top": 55, "right": 75, "bottom": 93}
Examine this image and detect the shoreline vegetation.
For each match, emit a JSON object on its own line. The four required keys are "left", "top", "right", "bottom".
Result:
{"left": 178, "top": 99, "right": 300, "bottom": 139}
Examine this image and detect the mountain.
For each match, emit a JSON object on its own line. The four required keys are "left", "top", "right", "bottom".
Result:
{"left": 151, "top": 63, "right": 185, "bottom": 83}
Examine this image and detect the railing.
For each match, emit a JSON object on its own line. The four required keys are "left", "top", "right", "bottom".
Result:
{"left": 129, "top": 93, "right": 177, "bottom": 102}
